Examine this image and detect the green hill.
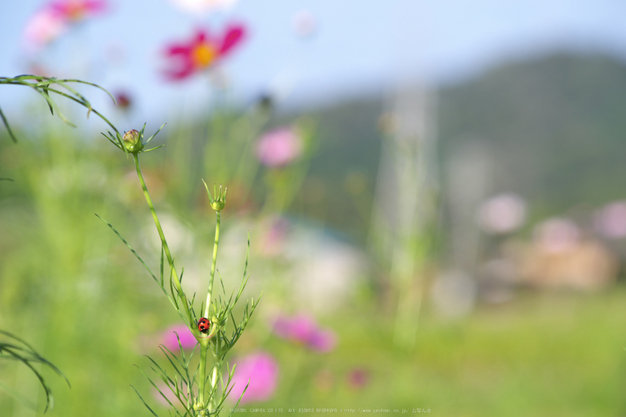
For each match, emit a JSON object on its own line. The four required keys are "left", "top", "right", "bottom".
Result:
{"left": 438, "top": 52, "right": 626, "bottom": 217}
{"left": 298, "top": 52, "right": 626, "bottom": 238}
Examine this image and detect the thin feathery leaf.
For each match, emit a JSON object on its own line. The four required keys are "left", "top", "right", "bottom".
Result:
{"left": 0, "top": 330, "right": 70, "bottom": 412}
{"left": 217, "top": 269, "right": 227, "bottom": 296}
{"left": 158, "top": 346, "right": 188, "bottom": 380}
{"left": 0, "top": 106, "right": 17, "bottom": 143}
{"left": 160, "top": 246, "right": 165, "bottom": 287}
{"left": 225, "top": 380, "right": 250, "bottom": 417}
{"left": 54, "top": 77, "right": 116, "bottom": 103}
{"left": 138, "top": 361, "right": 193, "bottom": 415}
{"left": 144, "top": 123, "right": 167, "bottom": 144}
{"left": 101, "top": 131, "right": 123, "bottom": 150}
{"left": 95, "top": 214, "right": 160, "bottom": 285}
{"left": 1, "top": 345, "right": 55, "bottom": 412}
{"left": 130, "top": 385, "right": 160, "bottom": 417}
{"left": 142, "top": 145, "right": 166, "bottom": 153}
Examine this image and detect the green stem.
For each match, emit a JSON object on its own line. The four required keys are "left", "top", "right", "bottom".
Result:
{"left": 198, "top": 341, "right": 208, "bottom": 406}
{"left": 209, "top": 359, "right": 219, "bottom": 413}
{"left": 133, "top": 153, "right": 191, "bottom": 320}
{"left": 208, "top": 337, "right": 222, "bottom": 414}
{"left": 204, "top": 210, "right": 221, "bottom": 318}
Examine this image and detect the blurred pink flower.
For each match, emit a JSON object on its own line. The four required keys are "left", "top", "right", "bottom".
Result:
{"left": 49, "top": 0, "right": 107, "bottom": 21}
{"left": 161, "top": 324, "right": 197, "bottom": 351}
{"left": 477, "top": 193, "right": 526, "bottom": 235}
{"left": 258, "top": 216, "right": 290, "bottom": 257}
{"left": 534, "top": 217, "right": 580, "bottom": 253}
{"left": 163, "top": 25, "right": 245, "bottom": 81}
{"left": 255, "top": 127, "right": 303, "bottom": 168}
{"left": 23, "top": 9, "right": 68, "bottom": 50}
{"left": 594, "top": 201, "right": 626, "bottom": 239}
{"left": 168, "top": 0, "right": 238, "bottom": 14}
{"left": 23, "top": 0, "right": 106, "bottom": 50}
{"left": 229, "top": 352, "right": 278, "bottom": 404}
{"left": 273, "top": 313, "right": 337, "bottom": 352}
{"left": 347, "top": 368, "right": 369, "bottom": 389}
{"left": 114, "top": 90, "right": 132, "bottom": 110}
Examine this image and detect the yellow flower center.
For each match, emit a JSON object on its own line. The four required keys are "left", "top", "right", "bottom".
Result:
{"left": 66, "top": 2, "right": 87, "bottom": 21}
{"left": 192, "top": 43, "right": 217, "bottom": 68}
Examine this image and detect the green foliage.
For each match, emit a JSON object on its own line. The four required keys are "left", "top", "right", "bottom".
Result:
{"left": 0, "top": 74, "right": 117, "bottom": 142}
{"left": 98, "top": 128, "right": 261, "bottom": 415}
{"left": 0, "top": 74, "right": 118, "bottom": 413}
{"left": 0, "top": 330, "right": 69, "bottom": 412}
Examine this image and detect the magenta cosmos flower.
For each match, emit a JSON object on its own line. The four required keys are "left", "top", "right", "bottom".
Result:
{"left": 161, "top": 324, "right": 197, "bottom": 351}
{"left": 273, "top": 313, "right": 337, "bottom": 352}
{"left": 229, "top": 352, "right": 278, "bottom": 404}
{"left": 163, "top": 25, "right": 245, "bottom": 81}
{"left": 255, "top": 127, "right": 304, "bottom": 168}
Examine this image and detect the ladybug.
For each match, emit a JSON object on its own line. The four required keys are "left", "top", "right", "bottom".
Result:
{"left": 198, "top": 317, "right": 211, "bottom": 333}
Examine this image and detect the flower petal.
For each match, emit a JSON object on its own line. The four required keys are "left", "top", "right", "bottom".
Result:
{"left": 166, "top": 44, "right": 192, "bottom": 56}
{"left": 219, "top": 24, "right": 245, "bottom": 55}
{"left": 164, "top": 65, "right": 195, "bottom": 80}
{"left": 229, "top": 352, "right": 278, "bottom": 404}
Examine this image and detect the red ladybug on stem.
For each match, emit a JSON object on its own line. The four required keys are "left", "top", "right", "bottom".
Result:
{"left": 198, "top": 317, "right": 211, "bottom": 333}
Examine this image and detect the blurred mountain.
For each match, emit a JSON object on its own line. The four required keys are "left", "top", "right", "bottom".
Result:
{"left": 438, "top": 52, "right": 626, "bottom": 219}
{"left": 299, "top": 52, "right": 626, "bottom": 238}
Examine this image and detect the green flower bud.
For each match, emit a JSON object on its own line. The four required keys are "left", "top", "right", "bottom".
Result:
{"left": 122, "top": 129, "right": 144, "bottom": 153}
{"left": 210, "top": 191, "right": 227, "bottom": 211}
{"left": 203, "top": 180, "right": 227, "bottom": 212}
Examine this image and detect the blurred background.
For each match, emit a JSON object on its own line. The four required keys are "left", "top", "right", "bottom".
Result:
{"left": 2, "top": 0, "right": 626, "bottom": 416}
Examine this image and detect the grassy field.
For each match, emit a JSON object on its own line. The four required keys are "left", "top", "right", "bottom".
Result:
{"left": 3, "top": 285, "right": 625, "bottom": 416}
{"left": 255, "top": 290, "right": 626, "bottom": 417}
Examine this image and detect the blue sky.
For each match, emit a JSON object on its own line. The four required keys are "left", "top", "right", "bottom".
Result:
{"left": 2, "top": 0, "right": 626, "bottom": 129}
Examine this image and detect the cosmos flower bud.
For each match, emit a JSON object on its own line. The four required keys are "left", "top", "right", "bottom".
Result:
{"left": 203, "top": 181, "right": 227, "bottom": 212}
{"left": 122, "top": 129, "right": 143, "bottom": 153}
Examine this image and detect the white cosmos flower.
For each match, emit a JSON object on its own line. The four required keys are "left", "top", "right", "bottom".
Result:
{"left": 477, "top": 193, "right": 527, "bottom": 235}
{"left": 168, "top": 0, "right": 238, "bottom": 13}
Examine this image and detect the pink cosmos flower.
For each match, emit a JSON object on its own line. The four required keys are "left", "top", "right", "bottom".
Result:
{"left": 477, "top": 193, "right": 526, "bottom": 235}
{"left": 23, "top": 0, "right": 106, "bottom": 51}
{"left": 594, "top": 201, "right": 626, "bottom": 239}
{"left": 49, "top": 0, "right": 107, "bottom": 21}
{"left": 23, "top": 9, "right": 67, "bottom": 50}
{"left": 163, "top": 25, "right": 246, "bottom": 81}
{"left": 272, "top": 313, "right": 337, "bottom": 352}
{"left": 161, "top": 324, "right": 197, "bottom": 351}
{"left": 229, "top": 352, "right": 279, "bottom": 404}
{"left": 255, "top": 127, "right": 304, "bottom": 168}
